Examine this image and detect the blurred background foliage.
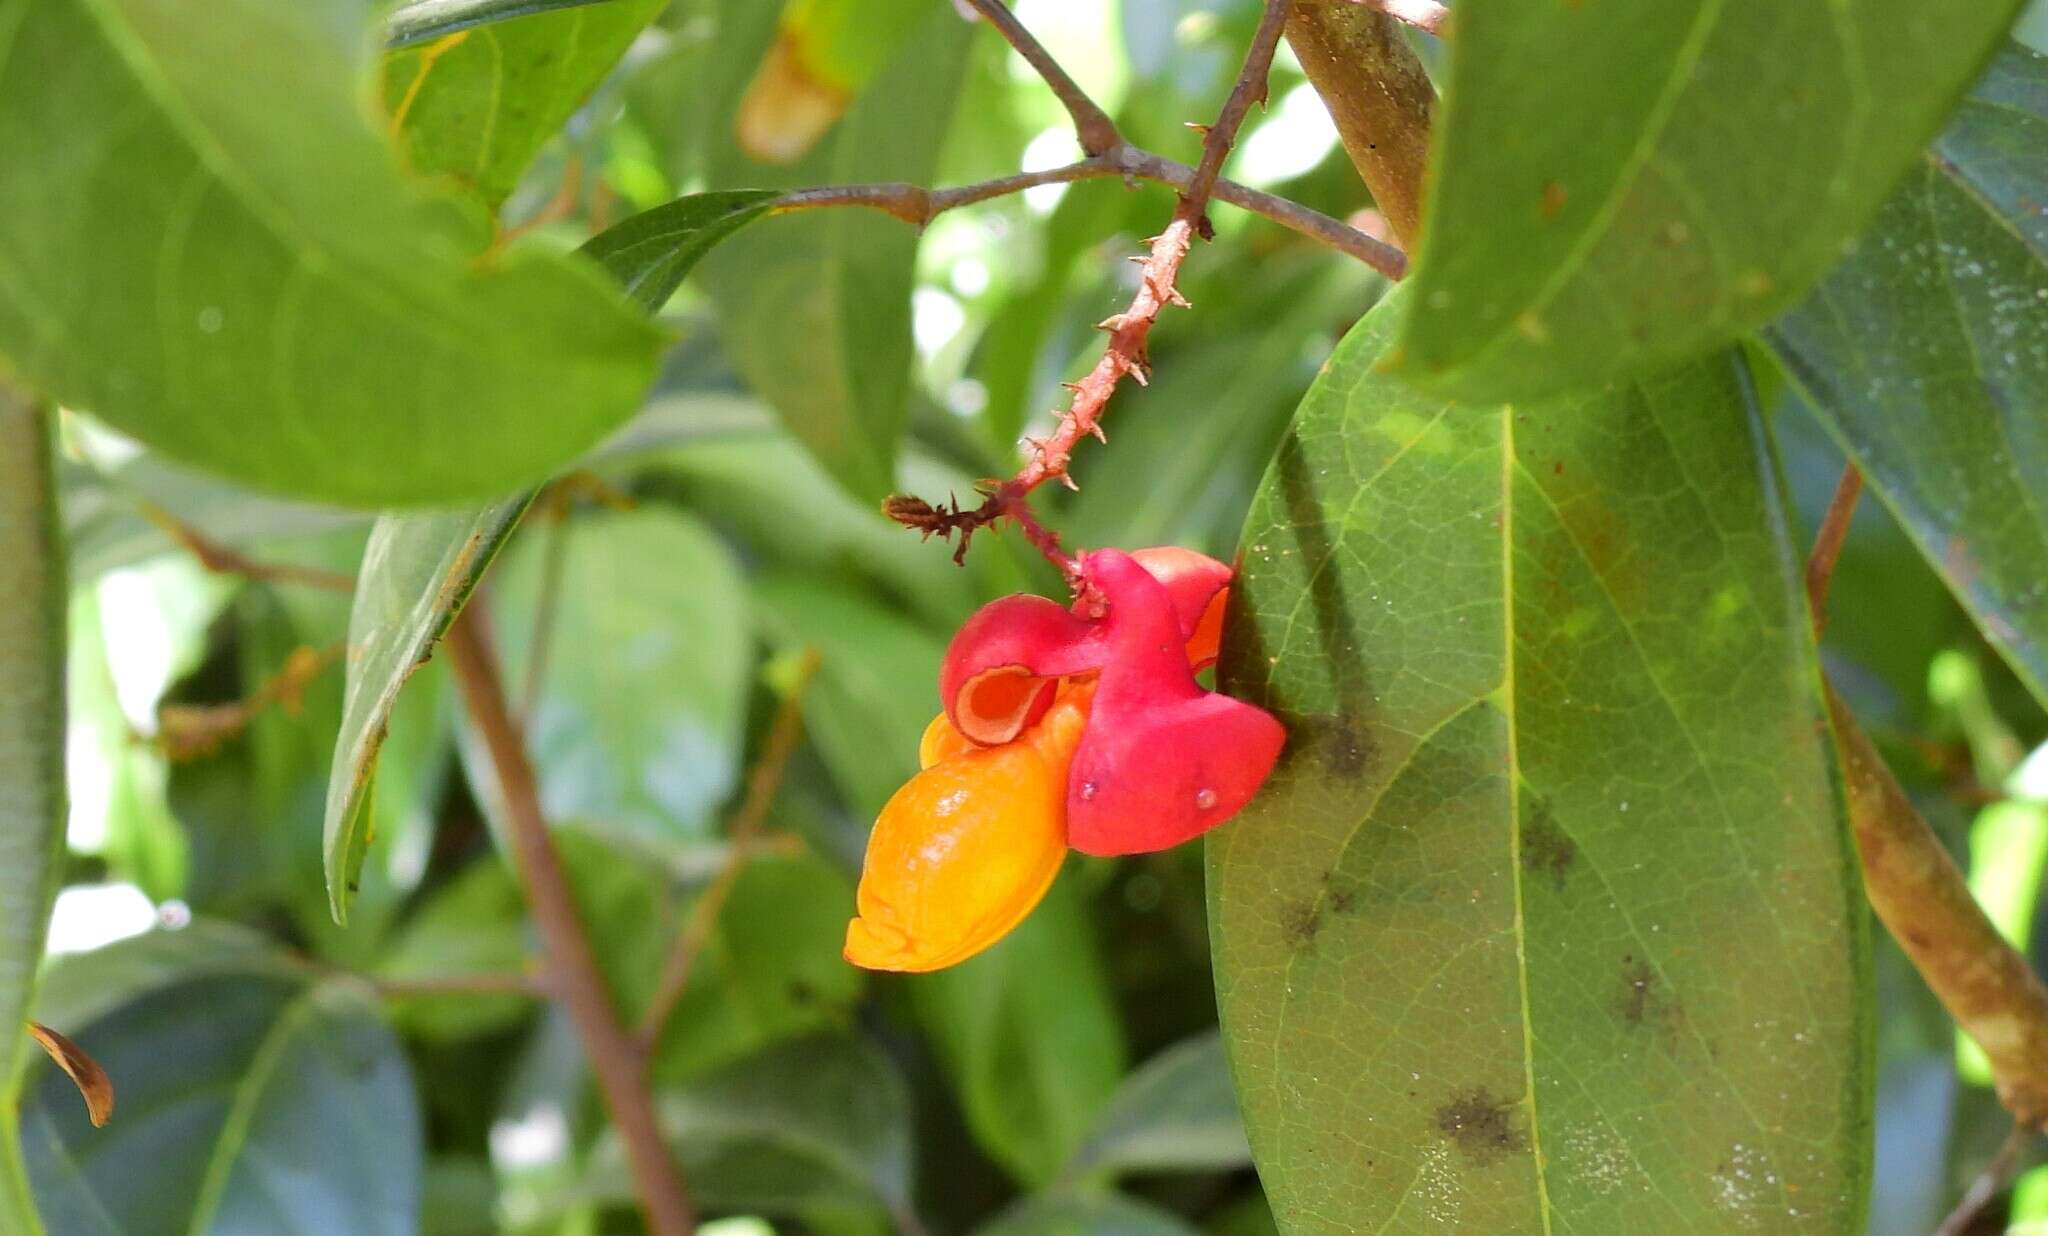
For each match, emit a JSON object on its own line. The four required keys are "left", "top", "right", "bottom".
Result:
{"left": 17, "top": 0, "right": 2048, "bottom": 1233}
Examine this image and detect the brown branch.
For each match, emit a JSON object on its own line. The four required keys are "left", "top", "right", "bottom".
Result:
{"left": 638, "top": 650, "right": 820, "bottom": 1050}
{"left": 1806, "top": 463, "right": 1863, "bottom": 637}
{"left": 957, "top": 0, "right": 1121, "bottom": 155}
{"left": 445, "top": 606, "right": 696, "bottom": 1236}
{"left": 1828, "top": 683, "right": 2048, "bottom": 1130}
{"left": 140, "top": 501, "right": 355, "bottom": 592}
{"left": 154, "top": 642, "right": 343, "bottom": 761}
{"left": 1935, "top": 1121, "right": 2035, "bottom": 1236}
{"left": 1339, "top": 0, "right": 1448, "bottom": 37}
{"left": 1286, "top": 1, "right": 1436, "bottom": 247}
{"left": 774, "top": 155, "right": 1405, "bottom": 276}
{"left": 1808, "top": 464, "right": 2048, "bottom": 1129}
{"left": 883, "top": 0, "right": 1300, "bottom": 590}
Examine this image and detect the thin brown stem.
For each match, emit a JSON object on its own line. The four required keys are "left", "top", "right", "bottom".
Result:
{"left": 638, "top": 651, "right": 820, "bottom": 1050}
{"left": 883, "top": 0, "right": 1301, "bottom": 587}
{"left": 154, "top": 642, "right": 344, "bottom": 761}
{"left": 1935, "top": 1121, "right": 2035, "bottom": 1236}
{"left": 1339, "top": 0, "right": 1448, "bottom": 37}
{"left": 445, "top": 607, "right": 695, "bottom": 1235}
{"left": 141, "top": 502, "right": 355, "bottom": 592}
{"left": 1806, "top": 464, "right": 1863, "bottom": 637}
{"left": 1286, "top": 1, "right": 1436, "bottom": 247}
{"left": 774, "top": 155, "right": 1405, "bottom": 276}
{"left": 957, "top": 0, "right": 1121, "bottom": 155}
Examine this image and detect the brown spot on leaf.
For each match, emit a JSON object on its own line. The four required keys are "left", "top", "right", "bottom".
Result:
{"left": 1281, "top": 899, "right": 1323, "bottom": 948}
{"left": 1618, "top": 956, "right": 1683, "bottom": 1035}
{"left": 1521, "top": 798, "right": 1577, "bottom": 889}
{"left": 1435, "top": 1087, "right": 1526, "bottom": 1165}
{"left": 1540, "top": 181, "right": 1567, "bottom": 219}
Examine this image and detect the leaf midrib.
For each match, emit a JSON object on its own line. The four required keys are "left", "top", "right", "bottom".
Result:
{"left": 182, "top": 986, "right": 322, "bottom": 1236}
{"left": 1498, "top": 408, "right": 1557, "bottom": 1236}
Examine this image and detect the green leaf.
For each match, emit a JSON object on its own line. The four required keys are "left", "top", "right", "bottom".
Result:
{"left": 61, "top": 450, "right": 364, "bottom": 584}
{"left": 19, "top": 933, "right": 420, "bottom": 1236}
{"left": 29, "top": 922, "right": 289, "bottom": 1032}
{"left": 384, "top": 0, "right": 665, "bottom": 210}
{"left": 551, "top": 827, "right": 862, "bottom": 1079}
{"left": 376, "top": 857, "right": 535, "bottom": 1043}
{"left": 753, "top": 577, "right": 940, "bottom": 819}
{"left": 974, "top": 1192, "right": 1203, "bottom": 1236}
{"left": 1766, "top": 44, "right": 2048, "bottom": 710}
{"left": 385, "top": 0, "right": 621, "bottom": 48}
{"left": 1211, "top": 291, "right": 1870, "bottom": 1232}
{"left": 584, "top": 1031, "right": 915, "bottom": 1223}
{"left": 0, "top": 393, "right": 62, "bottom": 1236}
{"left": 580, "top": 191, "right": 781, "bottom": 314}
{"left": 697, "top": 2, "right": 972, "bottom": 500}
{"left": 0, "top": 0, "right": 664, "bottom": 506}
{"left": 1398, "top": 0, "right": 2023, "bottom": 400}
{"left": 326, "top": 498, "right": 530, "bottom": 922}
{"left": 913, "top": 879, "right": 1126, "bottom": 1187}
{"left": 1065, "top": 1031, "right": 1249, "bottom": 1183}
{"left": 484, "top": 507, "right": 750, "bottom": 847}
{"left": 645, "top": 429, "right": 1026, "bottom": 626}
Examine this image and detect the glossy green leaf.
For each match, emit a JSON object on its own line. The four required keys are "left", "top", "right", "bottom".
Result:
{"left": 19, "top": 933, "right": 420, "bottom": 1236}
{"left": 753, "top": 577, "right": 939, "bottom": 819}
{"left": 326, "top": 498, "right": 530, "bottom": 921}
{"left": 0, "top": 393, "right": 62, "bottom": 1236}
{"left": 0, "top": 0, "right": 664, "bottom": 506}
{"left": 1066, "top": 1031, "right": 1248, "bottom": 1183}
{"left": 1211, "top": 291, "right": 1870, "bottom": 1232}
{"left": 913, "top": 879, "right": 1125, "bottom": 1187}
{"left": 1766, "top": 44, "right": 2048, "bottom": 710}
{"left": 1398, "top": 0, "right": 2023, "bottom": 400}
{"left": 584, "top": 1032, "right": 915, "bottom": 1224}
{"left": 384, "top": 0, "right": 664, "bottom": 210}
{"left": 485, "top": 507, "right": 749, "bottom": 846}
{"left": 580, "top": 191, "right": 781, "bottom": 314}
{"left": 697, "top": 1, "right": 972, "bottom": 500}
{"left": 974, "top": 1192, "right": 1203, "bottom": 1236}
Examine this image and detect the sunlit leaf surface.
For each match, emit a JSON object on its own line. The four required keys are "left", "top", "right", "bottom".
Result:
{"left": 0, "top": 0, "right": 662, "bottom": 505}
{"left": 1769, "top": 43, "right": 2048, "bottom": 710}
{"left": 1398, "top": 0, "right": 2023, "bottom": 400}
{"left": 1212, "top": 291, "right": 1870, "bottom": 1233}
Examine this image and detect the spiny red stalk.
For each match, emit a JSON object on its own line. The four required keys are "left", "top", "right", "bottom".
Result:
{"left": 885, "top": 0, "right": 1296, "bottom": 596}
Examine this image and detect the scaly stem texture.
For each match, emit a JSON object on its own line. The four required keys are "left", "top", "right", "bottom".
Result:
{"left": 0, "top": 390, "right": 62, "bottom": 1236}
{"left": 445, "top": 608, "right": 696, "bottom": 1234}
{"left": 1286, "top": 1, "right": 1435, "bottom": 246}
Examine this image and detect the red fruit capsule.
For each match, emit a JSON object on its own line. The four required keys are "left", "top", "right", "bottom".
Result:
{"left": 1063, "top": 551, "right": 1284, "bottom": 855}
